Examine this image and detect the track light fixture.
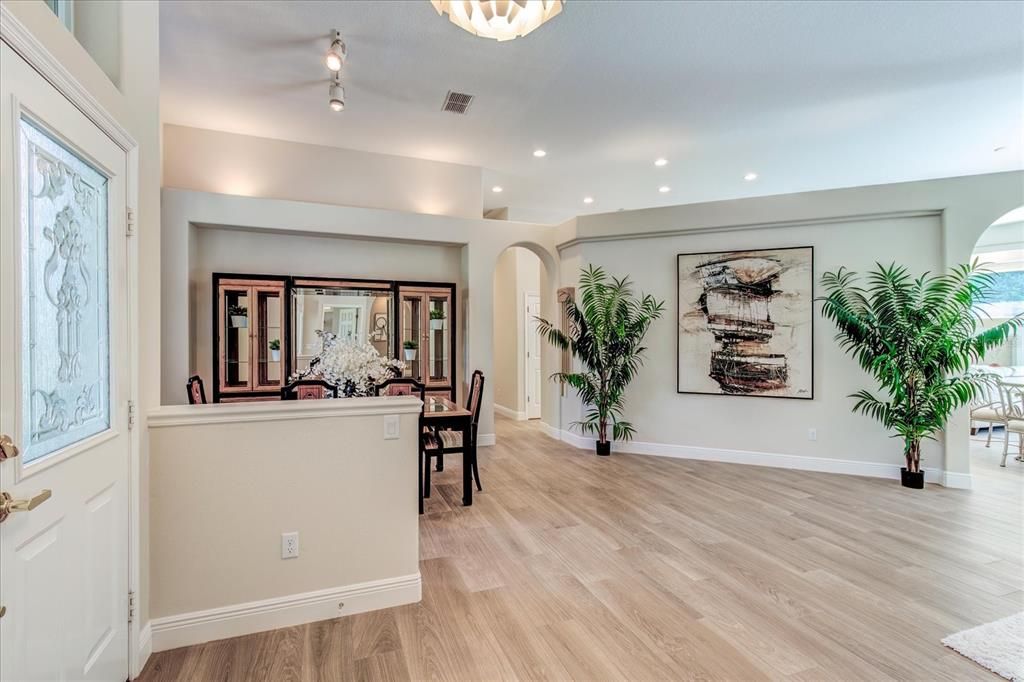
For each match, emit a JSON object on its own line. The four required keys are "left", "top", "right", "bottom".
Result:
{"left": 329, "top": 73, "right": 345, "bottom": 112}
{"left": 325, "top": 30, "right": 347, "bottom": 71}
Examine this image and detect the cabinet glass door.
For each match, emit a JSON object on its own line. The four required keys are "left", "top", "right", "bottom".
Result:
{"left": 222, "top": 287, "right": 251, "bottom": 389}
{"left": 401, "top": 293, "right": 423, "bottom": 381}
{"left": 426, "top": 293, "right": 451, "bottom": 387}
{"left": 254, "top": 287, "right": 284, "bottom": 390}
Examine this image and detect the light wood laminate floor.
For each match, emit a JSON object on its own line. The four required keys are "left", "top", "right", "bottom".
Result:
{"left": 140, "top": 417, "right": 1023, "bottom": 681}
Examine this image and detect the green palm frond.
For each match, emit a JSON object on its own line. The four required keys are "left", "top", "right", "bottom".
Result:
{"left": 819, "top": 261, "right": 1022, "bottom": 472}
{"left": 537, "top": 265, "right": 664, "bottom": 445}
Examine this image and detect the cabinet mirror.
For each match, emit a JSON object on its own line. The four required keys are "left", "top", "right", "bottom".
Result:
{"left": 291, "top": 284, "right": 394, "bottom": 374}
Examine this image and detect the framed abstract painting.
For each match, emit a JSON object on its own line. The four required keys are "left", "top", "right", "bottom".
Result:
{"left": 677, "top": 246, "right": 814, "bottom": 399}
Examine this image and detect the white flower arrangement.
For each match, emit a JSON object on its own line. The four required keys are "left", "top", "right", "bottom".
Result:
{"left": 295, "top": 331, "right": 405, "bottom": 397}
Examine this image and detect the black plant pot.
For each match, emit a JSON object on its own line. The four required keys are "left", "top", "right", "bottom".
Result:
{"left": 595, "top": 440, "right": 611, "bottom": 456}
{"left": 900, "top": 467, "right": 925, "bottom": 489}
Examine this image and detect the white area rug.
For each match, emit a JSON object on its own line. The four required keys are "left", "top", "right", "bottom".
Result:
{"left": 942, "top": 612, "right": 1024, "bottom": 680}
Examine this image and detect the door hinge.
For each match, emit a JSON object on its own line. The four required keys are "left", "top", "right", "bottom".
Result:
{"left": 126, "top": 207, "right": 136, "bottom": 236}
{"left": 128, "top": 590, "right": 136, "bottom": 625}
{"left": 127, "top": 400, "right": 136, "bottom": 430}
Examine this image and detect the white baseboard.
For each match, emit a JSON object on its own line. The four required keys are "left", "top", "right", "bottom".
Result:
{"left": 135, "top": 622, "right": 152, "bottom": 678}
{"left": 477, "top": 433, "right": 496, "bottom": 447}
{"left": 493, "top": 403, "right": 528, "bottom": 421}
{"left": 541, "top": 426, "right": 972, "bottom": 489}
{"left": 150, "top": 573, "right": 421, "bottom": 653}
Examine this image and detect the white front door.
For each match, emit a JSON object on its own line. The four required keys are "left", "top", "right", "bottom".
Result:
{"left": 525, "top": 293, "right": 542, "bottom": 419}
{"left": 0, "top": 42, "right": 131, "bottom": 681}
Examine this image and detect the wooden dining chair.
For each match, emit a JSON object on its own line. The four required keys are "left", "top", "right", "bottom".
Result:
{"left": 375, "top": 378, "right": 427, "bottom": 514}
{"left": 186, "top": 375, "right": 207, "bottom": 405}
{"left": 423, "top": 370, "right": 485, "bottom": 495}
{"left": 281, "top": 378, "right": 339, "bottom": 400}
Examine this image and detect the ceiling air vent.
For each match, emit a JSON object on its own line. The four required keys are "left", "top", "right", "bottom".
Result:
{"left": 442, "top": 90, "right": 474, "bottom": 114}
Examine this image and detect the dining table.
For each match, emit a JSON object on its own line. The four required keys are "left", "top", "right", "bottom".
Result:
{"left": 421, "top": 395, "right": 476, "bottom": 510}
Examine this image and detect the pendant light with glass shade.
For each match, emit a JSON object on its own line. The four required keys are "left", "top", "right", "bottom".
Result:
{"left": 431, "top": 0, "right": 564, "bottom": 41}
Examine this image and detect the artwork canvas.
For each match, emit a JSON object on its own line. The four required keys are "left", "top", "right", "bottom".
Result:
{"left": 677, "top": 246, "right": 813, "bottom": 399}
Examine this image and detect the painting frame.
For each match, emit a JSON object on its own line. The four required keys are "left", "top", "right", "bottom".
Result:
{"left": 676, "top": 245, "right": 814, "bottom": 400}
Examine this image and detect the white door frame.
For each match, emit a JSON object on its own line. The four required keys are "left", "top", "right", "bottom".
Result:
{"left": 1, "top": 7, "right": 143, "bottom": 677}
{"left": 524, "top": 292, "right": 541, "bottom": 419}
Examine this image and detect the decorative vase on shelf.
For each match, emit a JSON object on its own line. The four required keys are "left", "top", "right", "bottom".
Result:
{"left": 270, "top": 349, "right": 281, "bottom": 362}
{"left": 430, "top": 318, "right": 445, "bottom": 331}
{"left": 404, "top": 348, "right": 417, "bottom": 361}
{"left": 230, "top": 315, "right": 248, "bottom": 328}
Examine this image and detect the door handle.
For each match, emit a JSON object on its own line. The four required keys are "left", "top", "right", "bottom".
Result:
{"left": 0, "top": 434, "right": 19, "bottom": 461}
{"left": 0, "top": 489, "right": 51, "bottom": 523}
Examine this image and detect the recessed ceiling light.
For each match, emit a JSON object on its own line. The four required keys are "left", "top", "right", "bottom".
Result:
{"left": 492, "top": 186, "right": 503, "bottom": 193}
{"left": 583, "top": 196, "right": 594, "bottom": 204}
{"left": 658, "top": 186, "right": 671, "bottom": 193}
{"left": 533, "top": 149, "right": 547, "bottom": 158}
{"left": 744, "top": 172, "right": 758, "bottom": 181}
{"left": 654, "top": 158, "right": 668, "bottom": 167}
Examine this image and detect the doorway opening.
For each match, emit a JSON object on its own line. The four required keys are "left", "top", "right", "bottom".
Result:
{"left": 492, "top": 246, "right": 543, "bottom": 421}
{"left": 969, "top": 205, "right": 1024, "bottom": 486}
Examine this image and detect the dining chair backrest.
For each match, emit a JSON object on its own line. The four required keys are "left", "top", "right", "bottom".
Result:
{"left": 186, "top": 375, "right": 207, "bottom": 405}
{"left": 973, "top": 373, "right": 1004, "bottom": 407}
{"left": 375, "top": 378, "right": 426, "bottom": 400}
{"left": 467, "top": 370, "right": 485, "bottom": 428}
{"left": 281, "top": 378, "right": 339, "bottom": 400}
{"left": 1004, "top": 382, "right": 1024, "bottom": 420}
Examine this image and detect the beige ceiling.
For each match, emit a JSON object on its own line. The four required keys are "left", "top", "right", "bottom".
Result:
{"left": 160, "top": 1, "right": 1024, "bottom": 223}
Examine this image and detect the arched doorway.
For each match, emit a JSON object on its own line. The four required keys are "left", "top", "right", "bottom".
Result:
{"left": 492, "top": 246, "right": 545, "bottom": 422}
{"left": 969, "top": 205, "right": 1024, "bottom": 483}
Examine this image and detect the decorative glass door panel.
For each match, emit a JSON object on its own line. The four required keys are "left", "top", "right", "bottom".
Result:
{"left": 221, "top": 287, "right": 251, "bottom": 390}
{"left": 19, "top": 117, "right": 110, "bottom": 464}
{"left": 254, "top": 287, "right": 284, "bottom": 390}
{"left": 426, "top": 293, "right": 451, "bottom": 387}
{"left": 401, "top": 293, "right": 423, "bottom": 381}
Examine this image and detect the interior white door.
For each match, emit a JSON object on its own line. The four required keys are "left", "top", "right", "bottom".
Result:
{"left": 0, "top": 42, "right": 130, "bottom": 681}
{"left": 525, "top": 293, "right": 542, "bottom": 419}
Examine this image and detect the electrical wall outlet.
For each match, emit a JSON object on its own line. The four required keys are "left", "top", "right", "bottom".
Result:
{"left": 281, "top": 532, "right": 299, "bottom": 559}
{"left": 807, "top": 428, "right": 817, "bottom": 442}
{"left": 383, "top": 415, "right": 400, "bottom": 440}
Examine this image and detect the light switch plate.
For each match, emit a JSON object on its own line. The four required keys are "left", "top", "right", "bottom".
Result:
{"left": 384, "top": 415, "right": 400, "bottom": 440}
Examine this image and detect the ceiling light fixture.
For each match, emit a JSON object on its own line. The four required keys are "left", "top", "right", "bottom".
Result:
{"left": 432, "top": 0, "right": 564, "bottom": 41}
{"left": 533, "top": 149, "right": 547, "bottom": 158}
{"left": 658, "top": 186, "right": 671, "bottom": 193}
{"left": 744, "top": 172, "right": 758, "bottom": 181}
{"left": 325, "top": 30, "right": 347, "bottom": 71}
{"left": 329, "top": 74, "right": 345, "bottom": 112}
{"left": 583, "top": 196, "right": 594, "bottom": 204}
{"left": 994, "top": 146, "right": 1007, "bottom": 152}
{"left": 654, "top": 158, "right": 668, "bottom": 167}
{"left": 492, "top": 185, "right": 503, "bottom": 193}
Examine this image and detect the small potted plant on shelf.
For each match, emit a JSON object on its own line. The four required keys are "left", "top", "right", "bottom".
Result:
{"left": 228, "top": 304, "right": 248, "bottom": 328}
{"left": 429, "top": 308, "right": 446, "bottom": 330}
{"left": 269, "top": 339, "right": 281, "bottom": 362}
{"left": 403, "top": 339, "right": 418, "bottom": 361}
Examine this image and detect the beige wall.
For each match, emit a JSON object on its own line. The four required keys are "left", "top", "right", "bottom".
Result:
{"left": 189, "top": 225, "right": 463, "bottom": 389}
{"left": 492, "top": 247, "right": 541, "bottom": 415}
{"left": 557, "top": 172, "right": 1024, "bottom": 485}
{"left": 161, "top": 188, "right": 563, "bottom": 444}
{"left": 147, "top": 398, "right": 422, "bottom": 650}
{"left": 1, "top": 0, "right": 163, "bottom": 646}
{"left": 163, "top": 124, "right": 484, "bottom": 220}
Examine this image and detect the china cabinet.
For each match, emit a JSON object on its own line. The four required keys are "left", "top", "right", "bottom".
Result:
{"left": 213, "top": 275, "right": 288, "bottom": 402}
{"left": 211, "top": 274, "right": 456, "bottom": 402}
{"left": 398, "top": 284, "right": 455, "bottom": 399}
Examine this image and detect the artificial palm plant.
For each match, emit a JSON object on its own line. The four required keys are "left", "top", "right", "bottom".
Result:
{"left": 819, "top": 262, "right": 1021, "bottom": 486}
{"left": 536, "top": 265, "right": 664, "bottom": 455}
